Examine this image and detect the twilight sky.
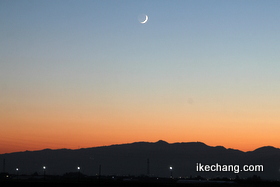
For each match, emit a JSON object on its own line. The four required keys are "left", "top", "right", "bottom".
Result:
{"left": 1, "top": 0, "right": 280, "bottom": 154}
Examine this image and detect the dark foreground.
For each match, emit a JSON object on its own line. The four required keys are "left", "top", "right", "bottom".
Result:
{"left": 1, "top": 179, "right": 280, "bottom": 187}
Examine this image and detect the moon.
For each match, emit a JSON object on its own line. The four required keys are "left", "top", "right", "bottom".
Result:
{"left": 138, "top": 14, "right": 148, "bottom": 24}
{"left": 141, "top": 15, "right": 148, "bottom": 24}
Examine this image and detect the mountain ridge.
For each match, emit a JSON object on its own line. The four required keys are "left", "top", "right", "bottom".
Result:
{"left": 3, "top": 140, "right": 279, "bottom": 155}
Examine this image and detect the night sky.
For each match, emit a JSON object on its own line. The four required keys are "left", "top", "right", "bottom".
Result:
{"left": 1, "top": 0, "right": 280, "bottom": 154}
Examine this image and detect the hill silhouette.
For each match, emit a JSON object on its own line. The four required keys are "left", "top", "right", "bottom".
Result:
{"left": 1, "top": 140, "right": 279, "bottom": 180}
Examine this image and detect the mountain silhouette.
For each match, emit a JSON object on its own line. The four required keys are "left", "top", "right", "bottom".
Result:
{"left": 1, "top": 140, "right": 279, "bottom": 180}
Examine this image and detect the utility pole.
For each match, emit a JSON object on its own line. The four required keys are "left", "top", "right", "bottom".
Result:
{"left": 98, "top": 165, "right": 101, "bottom": 179}
{"left": 147, "top": 159, "right": 150, "bottom": 176}
{"left": 98, "top": 164, "right": 102, "bottom": 184}
{"left": 3, "top": 159, "right": 5, "bottom": 173}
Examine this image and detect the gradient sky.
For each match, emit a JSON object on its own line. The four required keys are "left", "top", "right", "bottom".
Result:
{"left": 1, "top": 0, "right": 280, "bottom": 154}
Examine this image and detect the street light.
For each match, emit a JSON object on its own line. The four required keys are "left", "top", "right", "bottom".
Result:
{"left": 43, "top": 166, "right": 46, "bottom": 179}
{"left": 77, "top": 166, "right": 81, "bottom": 181}
{"left": 169, "top": 166, "right": 173, "bottom": 178}
{"left": 16, "top": 168, "right": 19, "bottom": 179}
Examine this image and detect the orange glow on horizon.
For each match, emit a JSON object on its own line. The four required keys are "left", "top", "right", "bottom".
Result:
{"left": 1, "top": 90, "right": 280, "bottom": 154}
{"left": 1, "top": 113, "right": 280, "bottom": 154}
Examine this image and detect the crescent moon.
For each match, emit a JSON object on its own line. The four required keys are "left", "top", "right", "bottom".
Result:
{"left": 141, "top": 15, "right": 148, "bottom": 24}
